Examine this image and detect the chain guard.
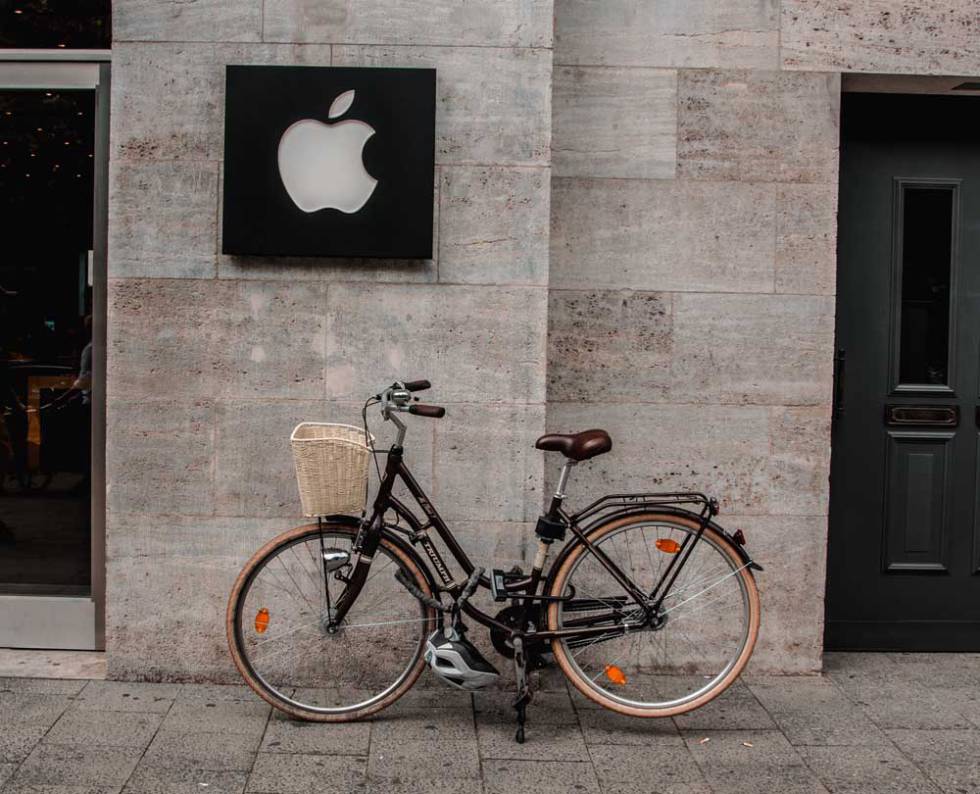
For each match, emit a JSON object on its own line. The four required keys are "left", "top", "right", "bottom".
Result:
{"left": 489, "top": 605, "right": 549, "bottom": 667}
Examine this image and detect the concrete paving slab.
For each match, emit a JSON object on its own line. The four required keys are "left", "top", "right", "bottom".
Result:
{"left": 367, "top": 739, "right": 480, "bottom": 783}
{"left": 477, "top": 719, "right": 588, "bottom": 760}
{"left": 160, "top": 701, "right": 269, "bottom": 737}
{"left": 12, "top": 744, "right": 143, "bottom": 787}
{"left": 140, "top": 728, "right": 261, "bottom": 772}
{"left": 473, "top": 689, "right": 578, "bottom": 725}
{"left": 0, "top": 725, "right": 49, "bottom": 762}
{"left": 246, "top": 754, "right": 367, "bottom": 794}
{"left": 575, "top": 706, "right": 682, "bottom": 746}
{"left": 0, "top": 677, "right": 88, "bottom": 695}
{"left": 799, "top": 744, "right": 942, "bottom": 794}
{"left": 481, "top": 760, "right": 601, "bottom": 794}
{"left": 70, "top": 682, "right": 180, "bottom": 713}
{"left": 673, "top": 681, "right": 777, "bottom": 732}
{"left": 123, "top": 766, "right": 248, "bottom": 794}
{"left": 588, "top": 742, "right": 709, "bottom": 794}
{"left": 259, "top": 719, "right": 370, "bottom": 756}
{"left": 43, "top": 709, "right": 163, "bottom": 748}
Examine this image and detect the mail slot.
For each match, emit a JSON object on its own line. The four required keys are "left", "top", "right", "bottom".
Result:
{"left": 885, "top": 405, "right": 959, "bottom": 427}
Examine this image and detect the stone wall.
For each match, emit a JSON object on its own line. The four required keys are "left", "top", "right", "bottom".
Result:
{"left": 105, "top": 1, "right": 553, "bottom": 681}
{"left": 549, "top": 0, "right": 840, "bottom": 674}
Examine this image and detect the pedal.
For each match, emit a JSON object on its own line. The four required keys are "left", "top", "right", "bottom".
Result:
{"left": 490, "top": 567, "right": 524, "bottom": 602}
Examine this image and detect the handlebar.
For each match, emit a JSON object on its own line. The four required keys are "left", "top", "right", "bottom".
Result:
{"left": 409, "top": 404, "right": 445, "bottom": 418}
{"left": 402, "top": 379, "right": 431, "bottom": 392}
{"left": 378, "top": 380, "right": 445, "bottom": 421}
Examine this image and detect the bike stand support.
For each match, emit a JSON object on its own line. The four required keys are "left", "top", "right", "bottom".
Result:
{"left": 512, "top": 637, "right": 532, "bottom": 743}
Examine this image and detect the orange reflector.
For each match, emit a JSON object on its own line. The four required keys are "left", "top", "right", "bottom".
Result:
{"left": 254, "top": 608, "right": 270, "bottom": 634}
{"left": 656, "top": 538, "right": 681, "bottom": 554}
{"left": 604, "top": 664, "right": 628, "bottom": 686}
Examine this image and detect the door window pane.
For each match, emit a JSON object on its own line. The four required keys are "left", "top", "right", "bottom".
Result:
{"left": 0, "top": 89, "right": 95, "bottom": 595}
{"left": 898, "top": 186, "right": 954, "bottom": 386}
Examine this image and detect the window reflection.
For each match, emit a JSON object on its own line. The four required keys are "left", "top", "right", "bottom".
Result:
{"left": 0, "top": 0, "right": 111, "bottom": 50}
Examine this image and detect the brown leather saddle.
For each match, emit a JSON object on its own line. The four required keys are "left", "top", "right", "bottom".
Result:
{"left": 534, "top": 429, "right": 612, "bottom": 461}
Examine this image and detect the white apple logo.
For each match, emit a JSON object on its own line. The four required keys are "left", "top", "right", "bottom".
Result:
{"left": 277, "top": 89, "right": 378, "bottom": 214}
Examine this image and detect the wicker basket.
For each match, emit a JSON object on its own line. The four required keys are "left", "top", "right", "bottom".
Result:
{"left": 290, "top": 423, "right": 375, "bottom": 517}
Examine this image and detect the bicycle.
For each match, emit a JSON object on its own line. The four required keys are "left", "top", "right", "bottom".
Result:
{"left": 227, "top": 380, "right": 762, "bottom": 742}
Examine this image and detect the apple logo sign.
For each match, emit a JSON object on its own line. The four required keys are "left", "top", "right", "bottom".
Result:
{"left": 277, "top": 90, "right": 378, "bottom": 214}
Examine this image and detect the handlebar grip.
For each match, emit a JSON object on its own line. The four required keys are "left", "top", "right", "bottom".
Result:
{"left": 408, "top": 404, "right": 445, "bottom": 418}
{"left": 402, "top": 379, "right": 431, "bottom": 392}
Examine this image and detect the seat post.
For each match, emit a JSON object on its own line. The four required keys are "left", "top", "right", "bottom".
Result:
{"left": 551, "top": 460, "right": 577, "bottom": 512}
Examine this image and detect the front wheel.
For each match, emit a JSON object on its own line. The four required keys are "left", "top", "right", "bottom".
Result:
{"left": 227, "top": 522, "right": 437, "bottom": 721}
{"left": 546, "top": 512, "right": 760, "bottom": 717}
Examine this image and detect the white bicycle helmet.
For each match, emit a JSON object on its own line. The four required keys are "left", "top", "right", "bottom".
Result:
{"left": 424, "top": 627, "right": 500, "bottom": 690}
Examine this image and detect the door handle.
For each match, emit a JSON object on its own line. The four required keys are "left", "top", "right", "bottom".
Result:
{"left": 885, "top": 405, "right": 959, "bottom": 427}
{"left": 832, "top": 348, "right": 846, "bottom": 424}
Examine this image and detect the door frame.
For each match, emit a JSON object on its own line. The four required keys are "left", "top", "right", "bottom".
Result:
{"left": 0, "top": 52, "right": 110, "bottom": 650}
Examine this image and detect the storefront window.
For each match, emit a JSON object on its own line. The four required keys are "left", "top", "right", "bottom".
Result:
{"left": 0, "top": 0, "right": 110, "bottom": 49}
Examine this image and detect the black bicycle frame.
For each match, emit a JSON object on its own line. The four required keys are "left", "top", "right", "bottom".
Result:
{"left": 330, "top": 443, "right": 732, "bottom": 645}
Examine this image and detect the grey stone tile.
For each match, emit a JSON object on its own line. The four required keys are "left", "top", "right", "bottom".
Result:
{"left": 108, "top": 279, "right": 327, "bottom": 402}
{"left": 482, "top": 760, "right": 600, "bottom": 794}
{"left": 0, "top": 678, "right": 87, "bottom": 696}
{"left": 799, "top": 745, "right": 942, "bottom": 794}
{"left": 264, "top": 0, "right": 552, "bottom": 47}
{"left": 44, "top": 709, "right": 164, "bottom": 748}
{"left": 12, "top": 744, "right": 143, "bottom": 787}
{"left": 432, "top": 403, "right": 545, "bottom": 523}
{"left": 548, "top": 290, "right": 672, "bottom": 403}
{"left": 685, "top": 730, "right": 828, "bottom": 793}
{"left": 553, "top": 66, "right": 676, "bottom": 179}
{"left": 367, "top": 739, "right": 479, "bottom": 782}
{"left": 0, "top": 692, "right": 71, "bottom": 725}
{"left": 776, "top": 183, "right": 839, "bottom": 295}
{"left": 834, "top": 678, "right": 974, "bottom": 730}
{"left": 886, "top": 652, "right": 980, "bottom": 689}
{"left": 886, "top": 729, "right": 980, "bottom": 794}
{"left": 260, "top": 719, "right": 369, "bottom": 756}
{"left": 673, "top": 682, "right": 776, "bottom": 732}
{"left": 325, "top": 283, "right": 546, "bottom": 404}
{"left": 108, "top": 160, "right": 218, "bottom": 279}
{"left": 4, "top": 786, "right": 122, "bottom": 794}
{"left": 781, "top": 0, "right": 980, "bottom": 75}
{"left": 575, "top": 706, "right": 682, "bottom": 746}
{"left": 477, "top": 720, "right": 587, "bottom": 760}
{"left": 748, "top": 677, "right": 888, "bottom": 746}
{"left": 124, "top": 767, "right": 248, "bottom": 794}
{"left": 113, "top": 0, "right": 261, "bottom": 42}
{"left": 247, "top": 753, "right": 366, "bottom": 794}
{"left": 823, "top": 652, "right": 901, "bottom": 677}
{"left": 105, "top": 399, "right": 215, "bottom": 515}
{"left": 333, "top": 45, "right": 551, "bottom": 166}
{"left": 670, "top": 293, "right": 835, "bottom": 406}
{"left": 677, "top": 69, "right": 840, "bottom": 184}
{"left": 0, "top": 725, "right": 49, "bottom": 762}
{"left": 550, "top": 178, "right": 776, "bottom": 293}
{"left": 0, "top": 762, "right": 15, "bottom": 787}
{"left": 589, "top": 743, "right": 709, "bottom": 794}
{"left": 370, "top": 710, "right": 476, "bottom": 742}
{"left": 438, "top": 166, "right": 549, "bottom": 286}
{"left": 555, "top": 0, "right": 779, "bottom": 69}
{"left": 160, "top": 701, "right": 269, "bottom": 737}
{"left": 110, "top": 43, "right": 331, "bottom": 163}
{"left": 141, "top": 728, "right": 261, "bottom": 772}
{"left": 175, "top": 684, "right": 261, "bottom": 703}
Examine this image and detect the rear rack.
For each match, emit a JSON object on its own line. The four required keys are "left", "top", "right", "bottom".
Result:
{"left": 569, "top": 491, "right": 717, "bottom": 525}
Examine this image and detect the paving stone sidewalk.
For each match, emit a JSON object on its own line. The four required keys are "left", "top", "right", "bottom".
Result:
{"left": 2, "top": 653, "right": 980, "bottom": 794}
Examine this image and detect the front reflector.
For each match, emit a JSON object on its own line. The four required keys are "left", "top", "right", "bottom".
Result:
{"left": 255, "top": 608, "right": 270, "bottom": 634}
{"left": 655, "top": 538, "right": 681, "bottom": 554}
{"left": 604, "top": 664, "right": 627, "bottom": 686}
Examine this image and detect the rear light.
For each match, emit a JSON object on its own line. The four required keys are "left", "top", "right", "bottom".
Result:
{"left": 732, "top": 529, "right": 746, "bottom": 546}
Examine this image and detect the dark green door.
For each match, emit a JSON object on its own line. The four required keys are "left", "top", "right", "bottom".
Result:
{"left": 827, "top": 93, "right": 980, "bottom": 650}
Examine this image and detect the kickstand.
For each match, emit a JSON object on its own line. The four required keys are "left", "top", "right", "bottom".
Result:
{"left": 512, "top": 637, "right": 531, "bottom": 743}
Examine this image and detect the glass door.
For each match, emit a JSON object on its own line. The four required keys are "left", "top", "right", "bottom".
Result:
{"left": 0, "top": 59, "right": 108, "bottom": 649}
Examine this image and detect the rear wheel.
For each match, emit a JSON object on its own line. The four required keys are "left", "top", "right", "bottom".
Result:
{"left": 547, "top": 512, "right": 760, "bottom": 717}
{"left": 227, "top": 522, "right": 437, "bottom": 721}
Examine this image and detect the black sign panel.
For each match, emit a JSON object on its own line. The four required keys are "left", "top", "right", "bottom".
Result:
{"left": 222, "top": 65, "right": 436, "bottom": 258}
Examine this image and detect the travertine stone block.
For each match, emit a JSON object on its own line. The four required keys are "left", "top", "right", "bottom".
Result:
{"left": 677, "top": 69, "right": 840, "bottom": 184}
{"left": 548, "top": 290, "right": 672, "bottom": 402}
{"left": 766, "top": 406, "right": 832, "bottom": 517}
{"left": 432, "top": 404, "right": 545, "bottom": 523}
{"left": 213, "top": 400, "right": 435, "bottom": 518}
{"left": 106, "top": 399, "right": 215, "bottom": 516}
{"left": 553, "top": 66, "right": 677, "bottom": 179}
{"left": 263, "top": 0, "right": 553, "bottom": 48}
{"left": 332, "top": 46, "right": 552, "bottom": 166}
{"left": 670, "top": 293, "right": 835, "bottom": 406}
{"left": 324, "top": 284, "right": 547, "bottom": 404}
{"left": 555, "top": 0, "right": 779, "bottom": 69}
{"left": 107, "top": 279, "right": 327, "bottom": 401}
{"left": 782, "top": 0, "right": 980, "bottom": 75}
{"left": 546, "top": 402, "right": 772, "bottom": 515}
{"left": 110, "top": 43, "right": 331, "bottom": 162}
{"left": 551, "top": 178, "right": 775, "bottom": 292}
{"left": 729, "top": 514, "right": 827, "bottom": 674}
{"left": 109, "top": 160, "right": 218, "bottom": 279}
{"left": 438, "top": 167, "right": 550, "bottom": 285}
{"left": 776, "top": 183, "right": 839, "bottom": 295}
{"left": 114, "top": 0, "right": 262, "bottom": 43}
